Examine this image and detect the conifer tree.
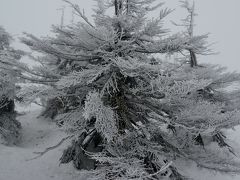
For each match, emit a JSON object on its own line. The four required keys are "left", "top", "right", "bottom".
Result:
{"left": 16, "top": 0, "right": 240, "bottom": 179}
{"left": 0, "top": 26, "right": 22, "bottom": 145}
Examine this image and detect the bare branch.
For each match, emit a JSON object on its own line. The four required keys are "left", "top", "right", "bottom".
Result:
{"left": 63, "top": 0, "right": 95, "bottom": 28}
{"left": 27, "top": 135, "right": 74, "bottom": 161}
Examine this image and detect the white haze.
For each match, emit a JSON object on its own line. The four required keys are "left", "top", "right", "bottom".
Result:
{"left": 0, "top": 0, "right": 240, "bottom": 71}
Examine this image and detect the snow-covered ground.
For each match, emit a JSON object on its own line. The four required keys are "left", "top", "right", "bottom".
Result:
{"left": 0, "top": 104, "right": 240, "bottom": 180}
{"left": 0, "top": 104, "right": 82, "bottom": 180}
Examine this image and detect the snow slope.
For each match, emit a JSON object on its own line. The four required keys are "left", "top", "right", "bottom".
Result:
{"left": 0, "top": 104, "right": 240, "bottom": 180}
{"left": 0, "top": 104, "right": 82, "bottom": 180}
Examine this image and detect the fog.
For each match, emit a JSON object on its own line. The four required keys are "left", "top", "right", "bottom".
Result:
{"left": 0, "top": 0, "right": 239, "bottom": 71}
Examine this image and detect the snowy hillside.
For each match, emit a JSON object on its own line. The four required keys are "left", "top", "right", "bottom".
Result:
{"left": 0, "top": 105, "right": 80, "bottom": 180}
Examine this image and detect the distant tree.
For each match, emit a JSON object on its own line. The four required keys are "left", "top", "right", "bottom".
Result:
{"left": 0, "top": 26, "right": 22, "bottom": 145}
{"left": 16, "top": 0, "right": 240, "bottom": 179}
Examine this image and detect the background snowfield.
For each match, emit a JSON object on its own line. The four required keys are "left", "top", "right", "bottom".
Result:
{"left": 0, "top": 104, "right": 81, "bottom": 180}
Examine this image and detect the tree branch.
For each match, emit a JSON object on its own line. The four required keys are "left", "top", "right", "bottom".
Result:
{"left": 27, "top": 135, "right": 74, "bottom": 161}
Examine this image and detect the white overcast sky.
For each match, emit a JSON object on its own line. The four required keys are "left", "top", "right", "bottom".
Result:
{"left": 0, "top": 0, "right": 240, "bottom": 71}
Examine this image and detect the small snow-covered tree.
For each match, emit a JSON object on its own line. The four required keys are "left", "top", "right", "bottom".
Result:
{"left": 17, "top": 0, "right": 240, "bottom": 179}
{"left": 0, "top": 26, "right": 22, "bottom": 145}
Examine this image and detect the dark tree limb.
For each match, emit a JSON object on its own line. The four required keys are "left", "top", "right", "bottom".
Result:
{"left": 27, "top": 135, "right": 74, "bottom": 161}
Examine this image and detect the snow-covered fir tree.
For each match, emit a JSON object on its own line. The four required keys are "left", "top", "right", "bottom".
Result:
{"left": 0, "top": 26, "right": 22, "bottom": 145}
{"left": 14, "top": 0, "right": 240, "bottom": 179}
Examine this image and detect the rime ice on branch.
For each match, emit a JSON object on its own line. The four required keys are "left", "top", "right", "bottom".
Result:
{"left": 0, "top": 26, "right": 22, "bottom": 145}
